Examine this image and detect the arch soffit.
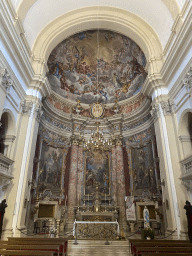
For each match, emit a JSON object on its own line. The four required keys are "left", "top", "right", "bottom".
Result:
{"left": 1, "top": 108, "right": 16, "bottom": 135}
{"left": 31, "top": 7, "right": 163, "bottom": 74}
{"left": 178, "top": 108, "right": 192, "bottom": 136}
{"left": 17, "top": 0, "right": 180, "bottom": 23}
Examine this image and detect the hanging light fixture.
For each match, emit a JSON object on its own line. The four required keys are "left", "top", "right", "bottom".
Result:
{"left": 83, "top": 122, "right": 112, "bottom": 151}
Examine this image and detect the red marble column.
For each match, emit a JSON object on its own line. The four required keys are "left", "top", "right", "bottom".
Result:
{"left": 111, "top": 146, "right": 117, "bottom": 201}
{"left": 68, "top": 143, "right": 78, "bottom": 220}
{"left": 116, "top": 144, "right": 126, "bottom": 225}
{"left": 77, "top": 145, "right": 84, "bottom": 204}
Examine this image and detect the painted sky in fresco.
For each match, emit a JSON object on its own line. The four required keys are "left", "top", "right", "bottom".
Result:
{"left": 47, "top": 30, "right": 147, "bottom": 104}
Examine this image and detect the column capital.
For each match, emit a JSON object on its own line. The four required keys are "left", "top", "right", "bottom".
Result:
{"left": 160, "top": 99, "right": 175, "bottom": 116}
{"left": 20, "top": 100, "right": 33, "bottom": 115}
{"left": 150, "top": 103, "right": 160, "bottom": 123}
{"left": 113, "top": 135, "right": 123, "bottom": 146}
{"left": 34, "top": 102, "right": 43, "bottom": 123}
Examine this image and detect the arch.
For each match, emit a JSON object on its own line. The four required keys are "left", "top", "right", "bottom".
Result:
{"left": 31, "top": 6, "right": 164, "bottom": 76}
{"left": 1, "top": 109, "right": 16, "bottom": 136}
{"left": 178, "top": 108, "right": 192, "bottom": 137}
{"left": 17, "top": 0, "right": 180, "bottom": 23}
{"left": 178, "top": 108, "right": 192, "bottom": 159}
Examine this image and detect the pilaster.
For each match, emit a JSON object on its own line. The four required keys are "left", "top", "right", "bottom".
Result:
{"left": 2, "top": 97, "right": 42, "bottom": 238}
{"left": 151, "top": 98, "right": 183, "bottom": 238}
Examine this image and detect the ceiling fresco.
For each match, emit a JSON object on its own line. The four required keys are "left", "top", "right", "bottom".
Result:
{"left": 47, "top": 30, "right": 147, "bottom": 104}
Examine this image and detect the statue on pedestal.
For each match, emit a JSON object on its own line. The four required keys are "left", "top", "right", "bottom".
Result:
{"left": 184, "top": 201, "right": 192, "bottom": 243}
{"left": 0, "top": 199, "right": 8, "bottom": 238}
{"left": 143, "top": 206, "right": 150, "bottom": 228}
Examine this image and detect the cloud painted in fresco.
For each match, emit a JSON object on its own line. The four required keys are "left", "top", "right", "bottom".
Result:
{"left": 47, "top": 30, "right": 147, "bottom": 104}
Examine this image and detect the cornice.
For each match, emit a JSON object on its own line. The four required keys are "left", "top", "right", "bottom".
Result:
{"left": 0, "top": 0, "right": 34, "bottom": 86}
{"left": 161, "top": 4, "right": 192, "bottom": 85}
{"left": 0, "top": 52, "right": 25, "bottom": 99}
{"left": 169, "top": 61, "right": 192, "bottom": 100}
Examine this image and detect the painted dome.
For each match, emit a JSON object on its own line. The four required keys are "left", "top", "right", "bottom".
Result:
{"left": 47, "top": 30, "right": 147, "bottom": 104}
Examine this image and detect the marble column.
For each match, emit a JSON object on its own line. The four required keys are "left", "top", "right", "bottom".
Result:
{"left": 77, "top": 145, "right": 84, "bottom": 204}
{"left": 116, "top": 138, "right": 126, "bottom": 226}
{"left": 111, "top": 146, "right": 117, "bottom": 203}
{"left": 68, "top": 138, "right": 78, "bottom": 221}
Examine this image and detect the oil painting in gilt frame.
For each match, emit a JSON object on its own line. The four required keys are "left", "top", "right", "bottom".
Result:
{"left": 84, "top": 151, "right": 110, "bottom": 195}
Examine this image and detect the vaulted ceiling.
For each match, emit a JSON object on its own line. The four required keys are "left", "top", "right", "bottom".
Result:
{"left": 13, "top": 0, "right": 183, "bottom": 50}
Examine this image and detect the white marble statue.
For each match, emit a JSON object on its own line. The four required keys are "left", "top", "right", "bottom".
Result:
{"left": 143, "top": 206, "right": 150, "bottom": 228}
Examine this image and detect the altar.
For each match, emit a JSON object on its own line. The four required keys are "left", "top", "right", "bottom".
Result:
{"left": 73, "top": 220, "right": 119, "bottom": 240}
{"left": 72, "top": 185, "right": 120, "bottom": 239}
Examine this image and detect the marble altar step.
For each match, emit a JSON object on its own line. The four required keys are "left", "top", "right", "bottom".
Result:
{"left": 67, "top": 240, "right": 130, "bottom": 256}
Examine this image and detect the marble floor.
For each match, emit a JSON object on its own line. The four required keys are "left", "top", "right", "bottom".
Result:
{"left": 67, "top": 240, "right": 130, "bottom": 256}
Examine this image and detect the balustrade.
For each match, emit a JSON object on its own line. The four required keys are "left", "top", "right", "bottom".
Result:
{"left": 181, "top": 155, "right": 192, "bottom": 180}
{"left": 0, "top": 153, "right": 13, "bottom": 178}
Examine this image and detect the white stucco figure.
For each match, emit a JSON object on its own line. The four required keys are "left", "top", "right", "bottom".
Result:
{"left": 143, "top": 206, "right": 150, "bottom": 228}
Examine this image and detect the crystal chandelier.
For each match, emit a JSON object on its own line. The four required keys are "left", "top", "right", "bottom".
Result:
{"left": 83, "top": 122, "right": 112, "bottom": 151}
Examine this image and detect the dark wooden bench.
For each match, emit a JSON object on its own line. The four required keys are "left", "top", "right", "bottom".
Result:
{"left": 135, "top": 246, "right": 192, "bottom": 255}
{"left": 7, "top": 237, "right": 68, "bottom": 256}
{"left": 129, "top": 239, "right": 191, "bottom": 255}
{"left": 0, "top": 249, "right": 54, "bottom": 255}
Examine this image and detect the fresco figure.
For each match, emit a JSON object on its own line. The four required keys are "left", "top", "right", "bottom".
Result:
{"left": 47, "top": 30, "right": 147, "bottom": 104}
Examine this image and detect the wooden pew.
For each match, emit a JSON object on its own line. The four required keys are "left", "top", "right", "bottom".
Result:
{"left": 141, "top": 254, "right": 192, "bottom": 256}
{"left": 7, "top": 237, "right": 68, "bottom": 256}
{"left": 129, "top": 239, "right": 191, "bottom": 255}
{"left": 0, "top": 249, "right": 54, "bottom": 255}
{"left": 135, "top": 246, "right": 192, "bottom": 255}
{"left": 0, "top": 245, "right": 60, "bottom": 256}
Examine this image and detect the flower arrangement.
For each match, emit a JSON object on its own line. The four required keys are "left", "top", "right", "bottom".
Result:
{"left": 141, "top": 227, "right": 155, "bottom": 240}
